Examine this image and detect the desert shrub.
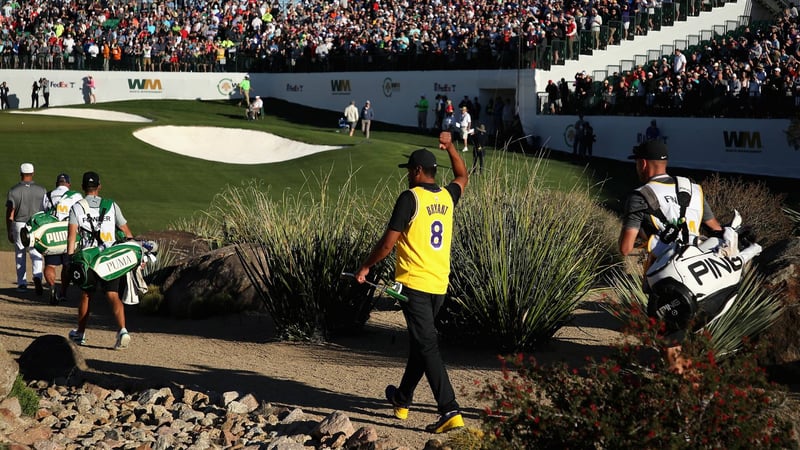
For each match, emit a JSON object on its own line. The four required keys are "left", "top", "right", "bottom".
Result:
{"left": 141, "top": 241, "right": 178, "bottom": 286}
{"left": 605, "top": 264, "right": 784, "bottom": 359}
{"left": 137, "top": 285, "right": 164, "bottom": 315}
{"left": 170, "top": 214, "right": 227, "bottom": 249}
{"left": 221, "top": 171, "right": 396, "bottom": 341}
{"left": 701, "top": 174, "right": 793, "bottom": 246}
{"left": 475, "top": 317, "right": 798, "bottom": 449}
{"left": 444, "top": 428, "right": 485, "bottom": 449}
{"left": 446, "top": 155, "right": 617, "bottom": 351}
{"left": 9, "top": 375, "right": 39, "bottom": 417}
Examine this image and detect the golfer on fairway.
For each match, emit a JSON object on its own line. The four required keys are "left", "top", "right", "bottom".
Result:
{"left": 355, "top": 131, "right": 469, "bottom": 433}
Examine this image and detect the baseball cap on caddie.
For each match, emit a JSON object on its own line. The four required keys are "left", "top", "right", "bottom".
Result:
{"left": 398, "top": 149, "right": 437, "bottom": 169}
{"left": 628, "top": 140, "right": 668, "bottom": 160}
{"left": 82, "top": 171, "right": 100, "bottom": 187}
{"left": 56, "top": 173, "right": 70, "bottom": 183}
{"left": 20, "top": 163, "right": 34, "bottom": 174}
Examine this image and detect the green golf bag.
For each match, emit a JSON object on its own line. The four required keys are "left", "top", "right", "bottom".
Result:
{"left": 21, "top": 211, "right": 70, "bottom": 256}
{"left": 70, "top": 241, "right": 144, "bottom": 290}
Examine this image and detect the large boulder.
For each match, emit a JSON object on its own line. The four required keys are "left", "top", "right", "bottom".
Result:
{"left": 137, "top": 230, "right": 212, "bottom": 283}
{"left": 161, "top": 245, "right": 262, "bottom": 318}
{"left": 755, "top": 238, "right": 800, "bottom": 387}
{"left": 0, "top": 341, "right": 19, "bottom": 400}
{"left": 18, "top": 335, "right": 87, "bottom": 384}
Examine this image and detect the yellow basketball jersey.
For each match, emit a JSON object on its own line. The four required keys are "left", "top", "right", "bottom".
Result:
{"left": 395, "top": 186, "right": 454, "bottom": 295}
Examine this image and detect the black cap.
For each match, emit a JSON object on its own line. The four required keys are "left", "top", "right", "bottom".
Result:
{"left": 398, "top": 149, "right": 437, "bottom": 169}
{"left": 82, "top": 171, "right": 100, "bottom": 187}
{"left": 628, "top": 140, "right": 668, "bottom": 160}
{"left": 56, "top": 173, "right": 70, "bottom": 184}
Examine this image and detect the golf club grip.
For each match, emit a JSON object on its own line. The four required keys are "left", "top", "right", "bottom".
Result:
{"left": 386, "top": 289, "right": 408, "bottom": 302}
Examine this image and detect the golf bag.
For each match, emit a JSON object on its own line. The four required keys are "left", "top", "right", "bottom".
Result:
{"left": 70, "top": 240, "right": 157, "bottom": 300}
{"left": 20, "top": 211, "right": 70, "bottom": 256}
{"left": 644, "top": 210, "right": 761, "bottom": 332}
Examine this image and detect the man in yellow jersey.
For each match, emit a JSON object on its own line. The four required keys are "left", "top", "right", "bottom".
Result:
{"left": 356, "top": 131, "right": 468, "bottom": 434}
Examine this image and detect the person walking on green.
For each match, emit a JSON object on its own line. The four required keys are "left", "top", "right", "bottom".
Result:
{"left": 415, "top": 94, "right": 429, "bottom": 132}
{"left": 238, "top": 74, "right": 251, "bottom": 107}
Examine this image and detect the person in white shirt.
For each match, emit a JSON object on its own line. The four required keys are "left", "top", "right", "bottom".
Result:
{"left": 458, "top": 105, "right": 471, "bottom": 152}
{"left": 248, "top": 95, "right": 264, "bottom": 120}
{"left": 590, "top": 9, "right": 602, "bottom": 50}
{"left": 673, "top": 49, "right": 686, "bottom": 74}
{"left": 41, "top": 173, "right": 83, "bottom": 303}
{"left": 343, "top": 100, "right": 359, "bottom": 136}
{"left": 67, "top": 171, "right": 134, "bottom": 350}
{"left": 143, "top": 42, "right": 153, "bottom": 71}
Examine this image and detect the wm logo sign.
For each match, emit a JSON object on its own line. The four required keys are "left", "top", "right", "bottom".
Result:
{"left": 723, "top": 131, "right": 762, "bottom": 153}
{"left": 330, "top": 79, "right": 351, "bottom": 94}
{"left": 128, "top": 79, "right": 163, "bottom": 91}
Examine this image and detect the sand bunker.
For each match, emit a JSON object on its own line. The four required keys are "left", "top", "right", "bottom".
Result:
{"left": 12, "top": 108, "right": 152, "bottom": 123}
{"left": 10, "top": 108, "right": 339, "bottom": 164}
{"left": 133, "top": 126, "right": 341, "bottom": 164}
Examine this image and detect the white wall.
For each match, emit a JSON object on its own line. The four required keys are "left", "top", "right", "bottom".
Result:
{"left": 0, "top": 69, "right": 517, "bottom": 129}
{"left": 2, "top": 60, "right": 796, "bottom": 179}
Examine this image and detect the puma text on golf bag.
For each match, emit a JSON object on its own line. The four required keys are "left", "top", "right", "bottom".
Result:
{"left": 70, "top": 241, "right": 143, "bottom": 290}
{"left": 21, "top": 211, "right": 70, "bottom": 256}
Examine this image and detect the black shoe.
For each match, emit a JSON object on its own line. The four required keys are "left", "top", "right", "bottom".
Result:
{"left": 34, "top": 277, "right": 43, "bottom": 296}
{"left": 384, "top": 385, "right": 410, "bottom": 420}
{"left": 49, "top": 288, "right": 58, "bottom": 305}
{"left": 425, "top": 410, "right": 464, "bottom": 433}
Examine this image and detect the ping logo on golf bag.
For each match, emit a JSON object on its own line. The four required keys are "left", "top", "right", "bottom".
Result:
{"left": 687, "top": 255, "right": 743, "bottom": 286}
{"left": 656, "top": 299, "right": 683, "bottom": 319}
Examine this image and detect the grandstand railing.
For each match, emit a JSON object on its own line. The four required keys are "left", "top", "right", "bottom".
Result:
{"left": 534, "top": 4, "right": 800, "bottom": 119}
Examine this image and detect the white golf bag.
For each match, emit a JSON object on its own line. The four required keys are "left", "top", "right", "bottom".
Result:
{"left": 644, "top": 210, "right": 761, "bottom": 332}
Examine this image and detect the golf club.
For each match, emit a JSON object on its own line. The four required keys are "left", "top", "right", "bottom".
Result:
{"left": 341, "top": 272, "right": 408, "bottom": 302}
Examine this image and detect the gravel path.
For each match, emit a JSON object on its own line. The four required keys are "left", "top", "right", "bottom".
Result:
{"left": 0, "top": 251, "right": 621, "bottom": 448}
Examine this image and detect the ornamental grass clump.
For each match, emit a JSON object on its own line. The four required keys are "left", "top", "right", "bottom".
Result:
{"left": 475, "top": 313, "right": 798, "bottom": 449}
{"left": 701, "top": 174, "right": 794, "bottom": 246}
{"left": 221, "top": 171, "right": 395, "bottom": 341}
{"left": 447, "top": 155, "right": 615, "bottom": 351}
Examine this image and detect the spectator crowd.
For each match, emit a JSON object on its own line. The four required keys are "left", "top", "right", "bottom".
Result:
{"left": 0, "top": 0, "right": 796, "bottom": 117}
{"left": 0, "top": 0, "right": 714, "bottom": 74}
{"left": 547, "top": 7, "right": 800, "bottom": 118}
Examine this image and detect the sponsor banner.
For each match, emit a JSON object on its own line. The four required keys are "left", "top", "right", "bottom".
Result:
{"left": 530, "top": 115, "right": 800, "bottom": 179}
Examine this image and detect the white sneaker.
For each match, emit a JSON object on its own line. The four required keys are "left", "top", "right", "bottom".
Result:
{"left": 115, "top": 330, "right": 131, "bottom": 350}
{"left": 462, "top": 146, "right": 469, "bottom": 152}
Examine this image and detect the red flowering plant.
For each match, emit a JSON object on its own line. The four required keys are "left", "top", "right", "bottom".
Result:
{"left": 474, "top": 307, "right": 798, "bottom": 449}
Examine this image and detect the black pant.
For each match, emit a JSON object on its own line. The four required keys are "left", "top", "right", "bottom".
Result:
{"left": 397, "top": 286, "right": 459, "bottom": 414}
